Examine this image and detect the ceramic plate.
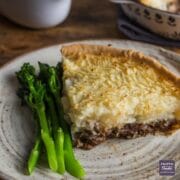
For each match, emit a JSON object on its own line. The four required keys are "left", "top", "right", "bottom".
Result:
{"left": 0, "top": 40, "right": 179, "bottom": 180}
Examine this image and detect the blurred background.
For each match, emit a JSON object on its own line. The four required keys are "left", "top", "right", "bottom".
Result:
{"left": 0, "top": 0, "right": 180, "bottom": 67}
{"left": 0, "top": 0, "right": 122, "bottom": 66}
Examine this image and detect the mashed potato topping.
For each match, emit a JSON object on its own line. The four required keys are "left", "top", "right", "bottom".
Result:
{"left": 139, "top": 0, "right": 180, "bottom": 13}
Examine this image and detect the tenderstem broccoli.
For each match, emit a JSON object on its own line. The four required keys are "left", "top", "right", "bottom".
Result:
{"left": 16, "top": 63, "right": 58, "bottom": 172}
{"left": 39, "top": 62, "right": 85, "bottom": 178}
{"left": 16, "top": 62, "right": 85, "bottom": 178}
{"left": 27, "top": 132, "right": 41, "bottom": 175}
{"left": 45, "top": 94, "right": 65, "bottom": 174}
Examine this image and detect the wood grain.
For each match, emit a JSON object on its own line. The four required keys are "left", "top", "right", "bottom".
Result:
{"left": 0, "top": 0, "right": 179, "bottom": 67}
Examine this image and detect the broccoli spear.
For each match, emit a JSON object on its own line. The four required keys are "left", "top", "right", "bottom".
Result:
{"left": 39, "top": 62, "right": 85, "bottom": 178}
{"left": 27, "top": 132, "right": 42, "bottom": 175}
{"left": 16, "top": 63, "right": 58, "bottom": 172}
{"left": 39, "top": 62, "right": 65, "bottom": 174}
{"left": 45, "top": 94, "right": 65, "bottom": 174}
{"left": 16, "top": 64, "right": 41, "bottom": 175}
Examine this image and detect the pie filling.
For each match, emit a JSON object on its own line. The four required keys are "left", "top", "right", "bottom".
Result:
{"left": 74, "top": 119, "right": 179, "bottom": 149}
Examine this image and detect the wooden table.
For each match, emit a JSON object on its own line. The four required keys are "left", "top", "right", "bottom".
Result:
{"left": 0, "top": 0, "right": 179, "bottom": 67}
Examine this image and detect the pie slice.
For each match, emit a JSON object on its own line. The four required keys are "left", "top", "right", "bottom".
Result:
{"left": 61, "top": 44, "right": 180, "bottom": 149}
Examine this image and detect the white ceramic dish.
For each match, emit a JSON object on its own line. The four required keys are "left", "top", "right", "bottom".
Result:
{"left": 0, "top": 40, "right": 180, "bottom": 179}
{"left": 0, "top": 0, "right": 71, "bottom": 29}
{"left": 111, "top": 0, "right": 180, "bottom": 40}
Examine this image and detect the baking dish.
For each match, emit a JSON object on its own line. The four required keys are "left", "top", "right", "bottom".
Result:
{"left": 111, "top": 0, "right": 180, "bottom": 40}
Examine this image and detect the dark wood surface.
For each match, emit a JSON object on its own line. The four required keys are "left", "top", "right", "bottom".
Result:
{"left": 0, "top": 0, "right": 179, "bottom": 67}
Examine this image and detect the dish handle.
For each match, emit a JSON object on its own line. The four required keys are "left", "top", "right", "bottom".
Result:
{"left": 110, "top": 0, "right": 137, "bottom": 5}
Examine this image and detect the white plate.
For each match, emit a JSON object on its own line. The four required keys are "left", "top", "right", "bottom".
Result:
{"left": 0, "top": 40, "right": 180, "bottom": 180}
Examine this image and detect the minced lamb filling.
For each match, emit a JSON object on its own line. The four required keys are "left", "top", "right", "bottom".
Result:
{"left": 74, "top": 119, "right": 179, "bottom": 149}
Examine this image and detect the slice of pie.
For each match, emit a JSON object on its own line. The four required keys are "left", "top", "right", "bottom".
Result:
{"left": 61, "top": 44, "right": 180, "bottom": 149}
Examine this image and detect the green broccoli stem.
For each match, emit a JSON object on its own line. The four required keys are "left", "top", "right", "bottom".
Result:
{"left": 38, "top": 63, "right": 85, "bottom": 177}
{"left": 41, "top": 130, "right": 58, "bottom": 172}
{"left": 27, "top": 134, "right": 42, "bottom": 175}
{"left": 36, "top": 104, "right": 50, "bottom": 134}
{"left": 46, "top": 111, "right": 52, "bottom": 135}
{"left": 27, "top": 113, "right": 42, "bottom": 175}
{"left": 55, "top": 128, "right": 65, "bottom": 174}
{"left": 16, "top": 63, "right": 58, "bottom": 174}
{"left": 64, "top": 151, "right": 85, "bottom": 178}
{"left": 45, "top": 95, "right": 65, "bottom": 174}
{"left": 34, "top": 103, "right": 57, "bottom": 172}
{"left": 56, "top": 98, "right": 85, "bottom": 178}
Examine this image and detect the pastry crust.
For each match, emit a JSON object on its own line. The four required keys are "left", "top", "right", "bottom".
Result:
{"left": 61, "top": 44, "right": 180, "bottom": 87}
